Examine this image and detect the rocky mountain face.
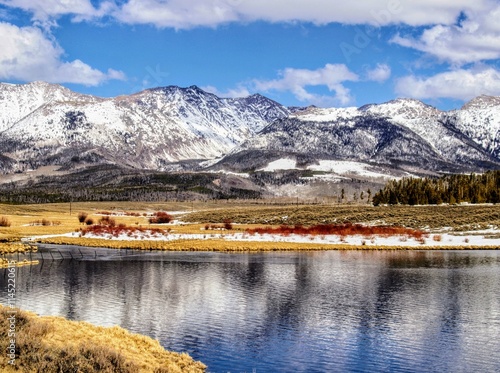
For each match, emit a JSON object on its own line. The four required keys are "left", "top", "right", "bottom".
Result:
{"left": 0, "top": 82, "right": 289, "bottom": 172}
{"left": 1, "top": 82, "right": 500, "bottom": 179}
{"left": 221, "top": 98, "right": 500, "bottom": 174}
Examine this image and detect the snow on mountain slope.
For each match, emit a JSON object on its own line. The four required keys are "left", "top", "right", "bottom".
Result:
{"left": 361, "top": 98, "right": 495, "bottom": 167}
{"left": 2, "top": 81, "right": 500, "bottom": 178}
{"left": 224, "top": 99, "right": 500, "bottom": 174}
{"left": 446, "top": 95, "right": 500, "bottom": 158}
{"left": 0, "top": 82, "right": 289, "bottom": 171}
{"left": 0, "top": 81, "right": 99, "bottom": 133}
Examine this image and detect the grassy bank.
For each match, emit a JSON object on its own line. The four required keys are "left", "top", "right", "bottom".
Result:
{"left": 34, "top": 236, "right": 499, "bottom": 251}
{"left": 0, "top": 305, "right": 206, "bottom": 372}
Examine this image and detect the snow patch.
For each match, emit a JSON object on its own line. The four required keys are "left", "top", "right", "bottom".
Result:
{"left": 259, "top": 158, "right": 297, "bottom": 171}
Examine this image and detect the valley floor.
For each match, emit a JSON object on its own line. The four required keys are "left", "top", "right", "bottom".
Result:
{"left": 2, "top": 202, "right": 500, "bottom": 252}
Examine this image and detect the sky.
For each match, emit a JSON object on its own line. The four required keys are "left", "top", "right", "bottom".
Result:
{"left": 1, "top": 1, "right": 500, "bottom": 110}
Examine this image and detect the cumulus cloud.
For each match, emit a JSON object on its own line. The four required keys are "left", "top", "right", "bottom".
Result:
{"left": 0, "top": 22, "right": 125, "bottom": 85}
{"left": 254, "top": 64, "right": 358, "bottom": 106}
{"left": 391, "top": 3, "right": 500, "bottom": 65}
{"left": 3, "top": 0, "right": 487, "bottom": 29}
{"left": 111, "top": 0, "right": 493, "bottom": 29}
{"left": 0, "top": 0, "right": 114, "bottom": 22}
{"left": 366, "top": 63, "right": 391, "bottom": 82}
{"left": 395, "top": 67, "right": 500, "bottom": 100}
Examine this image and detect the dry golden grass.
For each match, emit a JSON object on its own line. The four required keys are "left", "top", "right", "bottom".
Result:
{"left": 0, "top": 242, "right": 38, "bottom": 254}
{"left": 0, "top": 305, "right": 206, "bottom": 373}
{"left": 33, "top": 236, "right": 499, "bottom": 252}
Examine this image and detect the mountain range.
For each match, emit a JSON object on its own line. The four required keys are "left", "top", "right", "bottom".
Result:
{"left": 1, "top": 81, "right": 500, "bottom": 184}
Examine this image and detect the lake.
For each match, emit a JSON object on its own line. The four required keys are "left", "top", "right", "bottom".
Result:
{"left": 2, "top": 246, "right": 500, "bottom": 372}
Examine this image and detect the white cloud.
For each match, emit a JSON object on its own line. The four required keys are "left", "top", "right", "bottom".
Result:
{"left": 395, "top": 67, "right": 500, "bottom": 100}
{"left": 113, "top": 0, "right": 495, "bottom": 29}
{"left": 0, "top": 22, "right": 125, "bottom": 85}
{"left": 366, "top": 63, "right": 391, "bottom": 82}
{"left": 254, "top": 64, "right": 358, "bottom": 106}
{"left": 391, "top": 3, "right": 500, "bottom": 65}
{"left": 0, "top": 0, "right": 114, "bottom": 22}
{"left": 0, "top": 0, "right": 466, "bottom": 29}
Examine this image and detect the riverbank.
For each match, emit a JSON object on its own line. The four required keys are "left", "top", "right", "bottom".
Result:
{"left": 2, "top": 202, "right": 500, "bottom": 252}
{"left": 31, "top": 232, "right": 500, "bottom": 251}
{"left": 0, "top": 305, "right": 206, "bottom": 372}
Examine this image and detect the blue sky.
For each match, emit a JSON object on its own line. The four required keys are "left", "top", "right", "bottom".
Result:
{"left": 1, "top": 1, "right": 500, "bottom": 110}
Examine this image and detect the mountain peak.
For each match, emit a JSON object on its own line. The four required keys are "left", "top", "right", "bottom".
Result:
{"left": 461, "top": 95, "right": 500, "bottom": 111}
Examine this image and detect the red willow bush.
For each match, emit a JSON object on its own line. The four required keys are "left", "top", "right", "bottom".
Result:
{"left": 149, "top": 212, "right": 173, "bottom": 224}
{"left": 246, "top": 223, "right": 425, "bottom": 239}
{"left": 81, "top": 224, "right": 168, "bottom": 238}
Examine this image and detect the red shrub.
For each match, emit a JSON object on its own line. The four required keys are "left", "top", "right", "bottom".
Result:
{"left": 149, "top": 212, "right": 173, "bottom": 224}
{"left": 224, "top": 219, "right": 233, "bottom": 230}
{"left": 246, "top": 223, "right": 424, "bottom": 238}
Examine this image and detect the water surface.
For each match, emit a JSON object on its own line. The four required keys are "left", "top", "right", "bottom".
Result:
{"left": 2, "top": 247, "right": 500, "bottom": 372}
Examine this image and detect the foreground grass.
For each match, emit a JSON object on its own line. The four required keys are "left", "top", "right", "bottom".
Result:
{"left": 0, "top": 305, "right": 206, "bottom": 373}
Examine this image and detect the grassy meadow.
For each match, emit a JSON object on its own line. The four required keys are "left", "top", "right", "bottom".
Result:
{"left": 1, "top": 201, "right": 500, "bottom": 252}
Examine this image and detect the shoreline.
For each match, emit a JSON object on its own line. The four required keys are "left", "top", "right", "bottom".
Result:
{"left": 0, "top": 305, "right": 206, "bottom": 372}
{"left": 31, "top": 235, "right": 500, "bottom": 251}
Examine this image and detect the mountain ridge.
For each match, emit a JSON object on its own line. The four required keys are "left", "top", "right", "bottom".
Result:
{"left": 1, "top": 81, "right": 500, "bottom": 179}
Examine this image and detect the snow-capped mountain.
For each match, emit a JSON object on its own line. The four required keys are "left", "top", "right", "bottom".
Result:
{"left": 221, "top": 99, "right": 500, "bottom": 173}
{"left": 445, "top": 95, "right": 500, "bottom": 158}
{"left": 1, "top": 81, "right": 500, "bottom": 177}
{"left": 0, "top": 82, "right": 289, "bottom": 172}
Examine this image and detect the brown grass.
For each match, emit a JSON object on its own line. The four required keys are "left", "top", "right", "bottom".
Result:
{"left": 0, "top": 305, "right": 206, "bottom": 373}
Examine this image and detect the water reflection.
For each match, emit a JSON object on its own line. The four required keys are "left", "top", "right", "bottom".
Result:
{"left": 2, "top": 248, "right": 500, "bottom": 372}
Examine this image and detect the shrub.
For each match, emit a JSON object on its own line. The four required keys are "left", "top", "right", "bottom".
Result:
{"left": 223, "top": 219, "right": 233, "bottom": 230}
{"left": 77, "top": 212, "right": 88, "bottom": 223}
{"left": 245, "top": 223, "right": 425, "bottom": 238}
{"left": 98, "top": 216, "right": 116, "bottom": 227}
{"left": 0, "top": 216, "right": 11, "bottom": 227}
{"left": 149, "top": 212, "right": 173, "bottom": 224}
{"left": 432, "top": 235, "right": 442, "bottom": 242}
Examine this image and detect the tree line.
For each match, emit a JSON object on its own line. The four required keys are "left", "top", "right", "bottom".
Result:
{"left": 372, "top": 171, "right": 500, "bottom": 206}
